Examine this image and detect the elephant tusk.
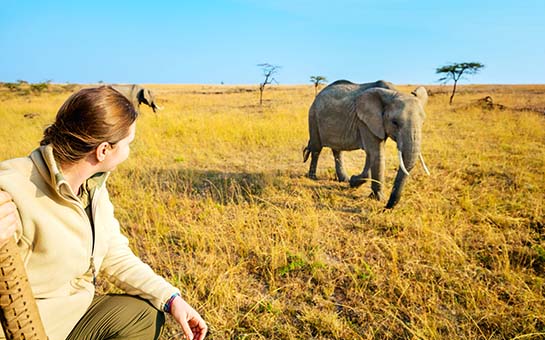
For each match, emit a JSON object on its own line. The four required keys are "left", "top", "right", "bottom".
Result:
{"left": 419, "top": 154, "right": 430, "bottom": 176}
{"left": 398, "top": 150, "right": 410, "bottom": 176}
{"left": 155, "top": 105, "right": 164, "bottom": 111}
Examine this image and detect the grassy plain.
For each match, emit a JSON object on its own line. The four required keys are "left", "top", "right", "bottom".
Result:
{"left": 0, "top": 82, "right": 544, "bottom": 339}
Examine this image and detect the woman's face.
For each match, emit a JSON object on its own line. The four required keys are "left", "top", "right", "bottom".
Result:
{"left": 102, "top": 122, "right": 136, "bottom": 172}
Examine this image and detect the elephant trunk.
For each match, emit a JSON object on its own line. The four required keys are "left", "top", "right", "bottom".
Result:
{"left": 386, "top": 132, "right": 420, "bottom": 208}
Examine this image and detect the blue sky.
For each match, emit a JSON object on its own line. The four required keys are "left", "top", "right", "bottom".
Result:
{"left": 1, "top": 0, "right": 544, "bottom": 85}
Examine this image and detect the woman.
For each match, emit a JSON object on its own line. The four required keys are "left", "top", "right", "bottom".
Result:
{"left": 0, "top": 86, "right": 207, "bottom": 340}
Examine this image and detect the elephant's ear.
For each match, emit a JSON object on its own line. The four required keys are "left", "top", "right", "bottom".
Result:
{"left": 142, "top": 89, "right": 155, "bottom": 106}
{"left": 411, "top": 87, "right": 428, "bottom": 107}
{"left": 134, "top": 87, "right": 144, "bottom": 104}
{"left": 356, "top": 88, "right": 386, "bottom": 140}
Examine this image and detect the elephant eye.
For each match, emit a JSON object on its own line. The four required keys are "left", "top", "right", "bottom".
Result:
{"left": 392, "top": 119, "right": 399, "bottom": 127}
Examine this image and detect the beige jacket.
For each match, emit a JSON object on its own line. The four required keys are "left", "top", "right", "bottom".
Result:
{"left": 0, "top": 146, "right": 179, "bottom": 340}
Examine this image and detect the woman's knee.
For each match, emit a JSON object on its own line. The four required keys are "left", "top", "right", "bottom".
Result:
{"left": 113, "top": 295, "right": 165, "bottom": 339}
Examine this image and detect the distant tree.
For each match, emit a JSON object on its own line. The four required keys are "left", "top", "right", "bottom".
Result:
{"left": 310, "top": 76, "right": 328, "bottom": 96}
{"left": 4, "top": 82, "right": 19, "bottom": 92}
{"left": 436, "top": 62, "right": 485, "bottom": 104}
{"left": 257, "top": 63, "right": 280, "bottom": 105}
{"left": 63, "top": 82, "right": 78, "bottom": 92}
{"left": 30, "top": 82, "right": 49, "bottom": 94}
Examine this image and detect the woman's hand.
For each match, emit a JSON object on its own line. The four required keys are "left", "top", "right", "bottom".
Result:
{"left": 0, "top": 191, "right": 19, "bottom": 248}
{"left": 169, "top": 296, "right": 208, "bottom": 340}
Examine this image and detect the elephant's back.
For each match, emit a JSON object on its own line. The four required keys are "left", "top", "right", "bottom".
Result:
{"left": 311, "top": 87, "right": 356, "bottom": 116}
{"left": 319, "top": 81, "right": 359, "bottom": 98}
{"left": 110, "top": 84, "right": 140, "bottom": 108}
{"left": 310, "top": 80, "right": 361, "bottom": 120}
{"left": 328, "top": 80, "right": 356, "bottom": 87}
{"left": 319, "top": 79, "right": 396, "bottom": 98}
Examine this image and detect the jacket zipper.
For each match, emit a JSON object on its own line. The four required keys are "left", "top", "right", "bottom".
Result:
{"left": 73, "top": 199, "right": 97, "bottom": 286}
{"left": 89, "top": 256, "right": 97, "bottom": 286}
{"left": 65, "top": 185, "right": 101, "bottom": 286}
{"left": 88, "top": 185, "right": 103, "bottom": 286}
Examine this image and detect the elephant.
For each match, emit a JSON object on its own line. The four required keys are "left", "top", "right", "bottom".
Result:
{"left": 111, "top": 84, "right": 161, "bottom": 113}
{"left": 303, "top": 80, "right": 430, "bottom": 209}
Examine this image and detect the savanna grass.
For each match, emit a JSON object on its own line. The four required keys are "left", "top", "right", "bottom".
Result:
{"left": 0, "top": 82, "right": 543, "bottom": 339}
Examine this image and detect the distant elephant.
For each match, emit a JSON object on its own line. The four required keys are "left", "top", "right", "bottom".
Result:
{"left": 111, "top": 84, "right": 161, "bottom": 113}
{"left": 303, "top": 80, "right": 430, "bottom": 209}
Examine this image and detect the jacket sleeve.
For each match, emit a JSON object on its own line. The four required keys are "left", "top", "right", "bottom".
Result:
{"left": 0, "top": 182, "right": 33, "bottom": 265}
{"left": 98, "top": 194, "right": 180, "bottom": 311}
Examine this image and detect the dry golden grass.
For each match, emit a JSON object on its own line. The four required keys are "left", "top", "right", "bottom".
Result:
{"left": 1, "top": 82, "right": 544, "bottom": 339}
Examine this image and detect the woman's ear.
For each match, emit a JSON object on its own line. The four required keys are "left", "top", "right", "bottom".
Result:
{"left": 95, "top": 142, "right": 110, "bottom": 162}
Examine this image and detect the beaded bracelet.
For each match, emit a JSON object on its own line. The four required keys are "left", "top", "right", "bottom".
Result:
{"left": 164, "top": 292, "right": 181, "bottom": 313}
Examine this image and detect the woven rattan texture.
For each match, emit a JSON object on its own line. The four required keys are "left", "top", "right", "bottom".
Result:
{"left": 0, "top": 239, "right": 47, "bottom": 339}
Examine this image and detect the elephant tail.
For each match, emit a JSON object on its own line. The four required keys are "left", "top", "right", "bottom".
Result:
{"left": 303, "top": 143, "right": 311, "bottom": 162}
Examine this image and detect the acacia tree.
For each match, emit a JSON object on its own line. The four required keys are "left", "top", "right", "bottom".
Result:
{"left": 257, "top": 63, "right": 280, "bottom": 105}
{"left": 436, "top": 62, "right": 485, "bottom": 104}
{"left": 310, "top": 76, "right": 328, "bottom": 96}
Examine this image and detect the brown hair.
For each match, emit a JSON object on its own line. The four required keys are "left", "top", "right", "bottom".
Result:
{"left": 41, "top": 86, "right": 138, "bottom": 165}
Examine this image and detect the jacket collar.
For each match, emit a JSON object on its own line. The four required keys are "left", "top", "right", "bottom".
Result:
{"left": 30, "top": 145, "right": 109, "bottom": 197}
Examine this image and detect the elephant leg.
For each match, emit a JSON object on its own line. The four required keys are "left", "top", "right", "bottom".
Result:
{"left": 308, "top": 148, "right": 322, "bottom": 180}
{"left": 332, "top": 150, "right": 348, "bottom": 182}
{"left": 350, "top": 127, "right": 386, "bottom": 200}
{"left": 369, "top": 142, "right": 386, "bottom": 201}
{"left": 362, "top": 154, "right": 370, "bottom": 179}
{"left": 349, "top": 151, "right": 370, "bottom": 187}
